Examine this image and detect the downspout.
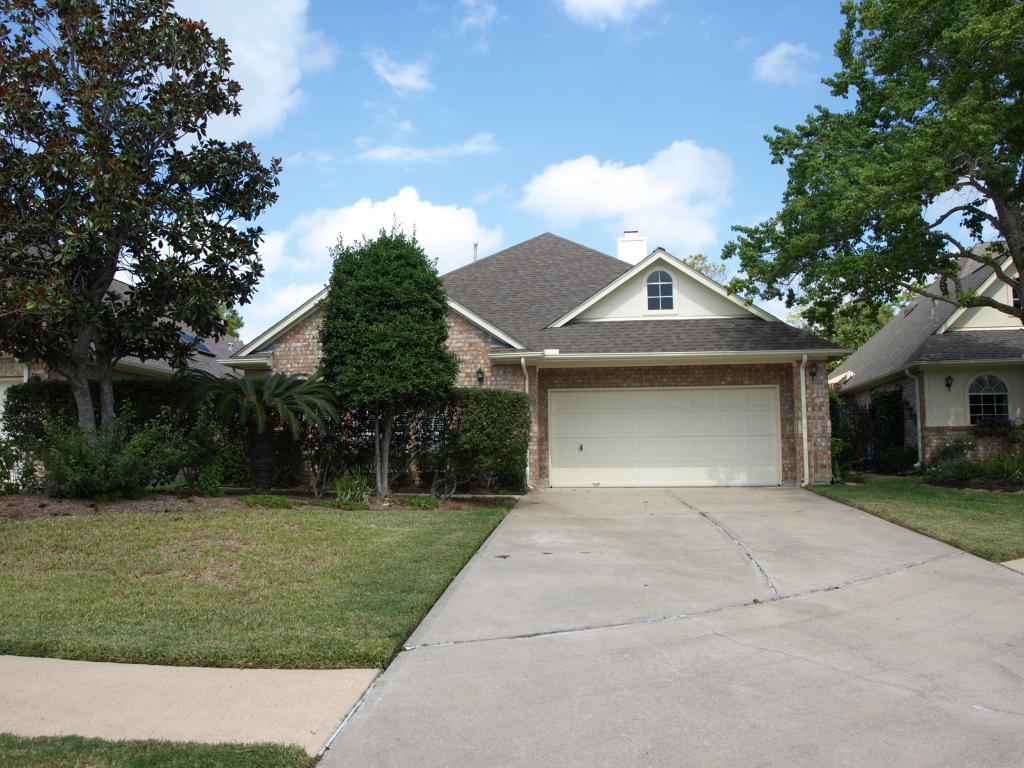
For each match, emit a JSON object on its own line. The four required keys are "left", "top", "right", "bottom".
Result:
{"left": 905, "top": 367, "right": 923, "bottom": 467}
{"left": 21, "top": 364, "right": 29, "bottom": 382}
{"left": 520, "top": 356, "right": 534, "bottom": 490}
{"left": 800, "top": 354, "right": 810, "bottom": 487}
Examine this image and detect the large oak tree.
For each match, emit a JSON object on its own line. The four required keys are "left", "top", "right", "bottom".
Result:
{"left": 0, "top": 0, "right": 280, "bottom": 438}
{"left": 724, "top": 0, "right": 1024, "bottom": 330}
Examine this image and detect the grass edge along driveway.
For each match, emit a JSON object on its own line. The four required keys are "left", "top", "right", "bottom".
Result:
{"left": 0, "top": 504, "right": 509, "bottom": 669}
{"left": 0, "top": 733, "right": 313, "bottom": 768}
{"left": 811, "top": 475, "right": 1024, "bottom": 563}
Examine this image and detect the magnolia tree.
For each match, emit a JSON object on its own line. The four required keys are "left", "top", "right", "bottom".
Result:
{"left": 724, "top": 0, "right": 1024, "bottom": 332}
{"left": 319, "top": 229, "right": 458, "bottom": 496}
{"left": 0, "top": 0, "right": 280, "bottom": 439}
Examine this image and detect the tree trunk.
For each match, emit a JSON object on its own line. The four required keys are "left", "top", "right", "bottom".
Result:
{"left": 379, "top": 402, "right": 395, "bottom": 497}
{"left": 248, "top": 422, "right": 276, "bottom": 490}
{"left": 66, "top": 366, "right": 97, "bottom": 441}
{"left": 373, "top": 410, "right": 383, "bottom": 496}
{"left": 96, "top": 354, "right": 116, "bottom": 435}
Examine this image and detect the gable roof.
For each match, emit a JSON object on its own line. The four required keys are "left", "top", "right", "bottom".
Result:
{"left": 548, "top": 247, "right": 777, "bottom": 327}
{"left": 831, "top": 256, "right": 1023, "bottom": 392}
{"left": 443, "top": 233, "right": 839, "bottom": 356}
{"left": 233, "top": 232, "right": 841, "bottom": 365}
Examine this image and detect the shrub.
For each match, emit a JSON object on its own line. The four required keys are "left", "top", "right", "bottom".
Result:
{"left": 423, "top": 388, "right": 531, "bottom": 495}
{"left": 923, "top": 453, "right": 1024, "bottom": 489}
{"left": 928, "top": 437, "right": 974, "bottom": 466}
{"left": 876, "top": 445, "right": 918, "bottom": 474}
{"left": 333, "top": 470, "right": 373, "bottom": 505}
{"left": 40, "top": 415, "right": 186, "bottom": 499}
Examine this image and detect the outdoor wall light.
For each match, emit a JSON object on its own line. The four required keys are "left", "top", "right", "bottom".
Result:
{"left": 476, "top": 367, "right": 485, "bottom": 385}
{"left": 809, "top": 362, "right": 819, "bottom": 377}
{"left": 945, "top": 375, "right": 954, "bottom": 391}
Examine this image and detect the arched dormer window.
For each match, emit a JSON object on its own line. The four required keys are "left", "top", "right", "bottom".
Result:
{"left": 646, "top": 270, "right": 674, "bottom": 311}
{"left": 968, "top": 374, "right": 1009, "bottom": 425}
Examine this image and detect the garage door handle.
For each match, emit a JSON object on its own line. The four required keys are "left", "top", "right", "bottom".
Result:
{"left": 578, "top": 443, "right": 583, "bottom": 452}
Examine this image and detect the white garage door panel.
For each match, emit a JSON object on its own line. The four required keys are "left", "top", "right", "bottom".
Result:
{"left": 549, "top": 386, "right": 781, "bottom": 487}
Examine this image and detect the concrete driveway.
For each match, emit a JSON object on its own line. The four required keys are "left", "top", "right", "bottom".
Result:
{"left": 321, "top": 488, "right": 1024, "bottom": 767}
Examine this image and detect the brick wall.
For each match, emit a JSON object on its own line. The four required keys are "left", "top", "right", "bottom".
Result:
{"left": 269, "top": 311, "right": 323, "bottom": 375}
{"left": 0, "top": 358, "right": 48, "bottom": 380}
{"left": 446, "top": 313, "right": 525, "bottom": 390}
{"left": 535, "top": 363, "right": 832, "bottom": 486}
{"left": 923, "top": 426, "right": 1017, "bottom": 463}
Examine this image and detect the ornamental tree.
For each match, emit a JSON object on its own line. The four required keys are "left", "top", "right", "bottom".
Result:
{"left": 319, "top": 229, "right": 459, "bottom": 496}
{"left": 724, "top": 0, "right": 1024, "bottom": 330}
{"left": 0, "top": 0, "right": 280, "bottom": 439}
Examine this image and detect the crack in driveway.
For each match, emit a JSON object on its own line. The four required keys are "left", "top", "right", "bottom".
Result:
{"left": 402, "top": 551, "right": 963, "bottom": 652}
{"left": 665, "top": 490, "right": 781, "bottom": 599}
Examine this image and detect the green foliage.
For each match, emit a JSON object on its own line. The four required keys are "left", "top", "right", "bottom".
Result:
{"left": 869, "top": 389, "right": 905, "bottom": 454}
{"left": 320, "top": 229, "right": 459, "bottom": 411}
{"left": 41, "top": 415, "right": 186, "bottom": 499}
{"left": 681, "top": 253, "right": 728, "bottom": 282}
{"left": 319, "top": 228, "right": 459, "bottom": 495}
{"left": 188, "top": 371, "right": 338, "bottom": 490}
{"left": 923, "top": 454, "right": 1024, "bottom": 489}
{"left": 831, "top": 436, "right": 852, "bottom": 481}
{"left": 240, "top": 494, "right": 294, "bottom": 509}
{"left": 424, "top": 388, "right": 531, "bottom": 495}
{"left": 0, "top": 0, "right": 281, "bottom": 437}
{"left": 876, "top": 445, "right": 919, "bottom": 475}
{"left": 398, "top": 495, "right": 442, "bottom": 510}
{"left": 929, "top": 438, "right": 975, "bottom": 466}
{"left": 798, "top": 300, "right": 898, "bottom": 368}
{"left": 723, "top": 0, "right": 1024, "bottom": 330}
{"left": 333, "top": 470, "right": 373, "bottom": 505}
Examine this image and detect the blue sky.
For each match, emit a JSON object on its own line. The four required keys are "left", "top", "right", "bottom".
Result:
{"left": 175, "top": 0, "right": 848, "bottom": 336}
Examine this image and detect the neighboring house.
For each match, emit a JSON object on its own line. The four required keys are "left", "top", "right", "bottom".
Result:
{"left": 830, "top": 252, "right": 1023, "bottom": 463}
{"left": 223, "top": 232, "right": 842, "bottom": 487}
{"left": 0, "top": 279, "right": 238, "bottom": 434}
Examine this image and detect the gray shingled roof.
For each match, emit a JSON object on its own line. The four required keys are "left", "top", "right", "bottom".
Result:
{"left": 833, "top": 259, "right": 1023, "bottom": 392}
{"left": 442, "top": 233, "right": 840, "bottom": 355}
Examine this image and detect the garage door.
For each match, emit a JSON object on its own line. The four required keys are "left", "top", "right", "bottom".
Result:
{"left": 548, "top": 386, "right": 781, "bottom": 487}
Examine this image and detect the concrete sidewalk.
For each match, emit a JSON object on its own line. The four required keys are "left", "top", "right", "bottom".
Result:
{"left": 0, "top": 655, "right": 377, "bottom": 755}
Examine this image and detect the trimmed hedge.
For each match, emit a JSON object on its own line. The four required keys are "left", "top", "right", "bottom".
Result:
{"left": 1, "top": 378, "right": 303, "bottom": 489}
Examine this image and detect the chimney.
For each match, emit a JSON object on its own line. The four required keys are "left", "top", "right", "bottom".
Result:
{"left": 617, "top": 230, "right": 648, "bottom": 264}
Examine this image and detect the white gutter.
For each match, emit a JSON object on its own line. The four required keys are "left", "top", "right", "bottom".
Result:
{"left": 520, "top": 356, "right": 534, "bottom": 490}
{"left": 905, "top": 367, "right": 924, "bottom": 467}
{"left": 22, "top": 364, "right": 29, "bottom": 382}
{"left": 489, "top": 349, "right": 844, "bottom": 365}
{"left": 800, "top": 354, "right": 810, "bottom": 487}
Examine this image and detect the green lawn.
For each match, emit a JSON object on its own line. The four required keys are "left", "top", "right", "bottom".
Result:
{"left": 812, "top": 475, "right": 1024, "bottom": 562}
{"left": 0, "top": 734, "right": 313, "bottom": 768}
{"left": 0, "top": 504, "right": 507, "bottom": 668}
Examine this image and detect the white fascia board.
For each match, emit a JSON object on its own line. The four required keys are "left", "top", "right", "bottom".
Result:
{"left": 233, "top": 290, "right": 523, "bottom": 359}
{"left": 112, "top": 359, "right": 172, "bottom": 379}
{"left": 548, "top": 249, "right": 778, "bottom": 328}
{"left": 489, "top": 349, "right": 843, "bottom": 366}
{"left": 234, "top": 288, "right": 327, "bottom": 358}
{"left": 218, "top": 356, "right": 272, "bottom": 370}
{"left": 447, "top": 299, "right": 524, "bottom": 349}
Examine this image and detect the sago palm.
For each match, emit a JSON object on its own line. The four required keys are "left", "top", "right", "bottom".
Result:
{"left": 188, "top": 371, "right": 339, "bottom": 490}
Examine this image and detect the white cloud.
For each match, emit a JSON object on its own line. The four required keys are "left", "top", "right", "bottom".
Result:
{"left": 752, "top": 42, "right": 817, "bottom": 86}
{"left": 458, "top": 0, "right": 499, "bottom": 50}
{"left": 175, "top": 0, "right": 334, "bottom": 140}
{"left": 473, "top": 183, "right": 510, "bottom": 205}
{"left": 519, "top": 140, "right": 734, "bottom": 254}
{"left": 358, "top": 132, "right": 498, "bottom": 163}
{"left": 242, "top": 187, "right": 504, "bottom": 329}
{"left": 364, "top": 50, "right": 433, "bottom": 93}
{"left": 556, "top": 0, "right": 661, "bottom": 28}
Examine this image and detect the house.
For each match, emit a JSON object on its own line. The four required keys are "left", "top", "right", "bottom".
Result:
{"left": 224, "top": 232, "right": 843, "bottom": 487}
{"left": 830, "top": 252, "right": 1023, "bottom": 463}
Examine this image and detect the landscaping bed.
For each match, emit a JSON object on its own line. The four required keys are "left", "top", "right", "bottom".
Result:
{"left": 812, "top": 475, "right": 1024, "bottom": 562}
{"left": 0, "top": 734, "right": 312, "bottom": 768}
{"left": 0, "top": 501, "right": 511, "bottom": 668}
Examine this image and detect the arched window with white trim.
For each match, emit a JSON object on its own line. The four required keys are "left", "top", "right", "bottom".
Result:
{"left": 968, "top": 374, "right": 1009, "bottom": 425}
{"left": 646, "top": 270, "right": 674, "bottom": 311}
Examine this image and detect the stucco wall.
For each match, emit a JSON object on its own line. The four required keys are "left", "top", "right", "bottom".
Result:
{"left": 579, "top": 262, "right": 747, "bottom": 321}
{"left": 922, "top": 364, "right": 1024, "bottom": 427}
